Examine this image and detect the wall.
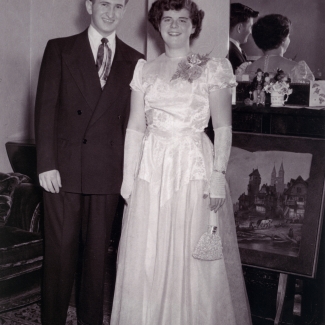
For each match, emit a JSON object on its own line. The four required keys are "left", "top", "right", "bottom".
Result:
{"left": 231, "top": 0, "right": 325, "bottom": 78}
{"left": 0, "top": 0, "right": 146, "bottom": 173}
{"left": 0, "top": 1, "right": 31, "bottom": 172}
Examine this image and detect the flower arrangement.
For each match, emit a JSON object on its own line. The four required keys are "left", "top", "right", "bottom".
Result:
{"left": 171, "top": 53, "right": 210, "bottom": 83}
{"left": 264, "top": 81, "right": 293, "bottom": 95}
{"left": 263, "top": 69, "right": 293, "bottom": 96}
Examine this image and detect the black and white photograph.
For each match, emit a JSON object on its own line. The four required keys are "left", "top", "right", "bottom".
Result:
{"left": 0, "top": 1, "right": 324, "bottom": 325}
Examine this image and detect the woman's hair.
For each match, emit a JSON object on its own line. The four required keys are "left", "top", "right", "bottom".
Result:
{"left": 148, "top": 0, "right": 205, "bottom": 40}
{"left": 252, "top": 14, "right": 291, "bottom": 52}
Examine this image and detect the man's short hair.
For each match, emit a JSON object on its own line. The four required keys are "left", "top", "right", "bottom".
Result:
{"left": 230, "top": 3, "right": 259, "bottom": 30}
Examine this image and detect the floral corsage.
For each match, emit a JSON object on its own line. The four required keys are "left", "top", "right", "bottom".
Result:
{"left": 171, "top": 53, "right": 210, "bottom": 83}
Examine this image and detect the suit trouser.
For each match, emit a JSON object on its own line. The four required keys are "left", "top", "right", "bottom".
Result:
{"left": 41, "top": 191, "right": 119, "bottom": 325}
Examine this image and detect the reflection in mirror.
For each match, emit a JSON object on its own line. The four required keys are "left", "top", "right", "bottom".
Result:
{"left": 231, "top": 0, "right": 325, "bottom": 79}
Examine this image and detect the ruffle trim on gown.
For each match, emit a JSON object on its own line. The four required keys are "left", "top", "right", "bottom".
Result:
{"left": 290, "top": 60, "right": 315, "bottom": 83}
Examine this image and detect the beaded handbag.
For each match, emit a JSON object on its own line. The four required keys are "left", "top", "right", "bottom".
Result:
{"left": 192, "top": 225, "right": 223, "bottom": 261}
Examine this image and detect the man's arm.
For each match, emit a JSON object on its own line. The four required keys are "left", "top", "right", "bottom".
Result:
{"left": 227, "top": 44, "right": 244, "bottom": 73}
{"left": 35, "top": 40, "right": 62, "bottom": 193}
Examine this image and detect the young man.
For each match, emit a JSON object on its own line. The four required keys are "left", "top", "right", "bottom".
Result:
{"left": 34, "top": 1, "right": 144, "bottom": 324}
{"left": 228, "top": 2, "right": 259, "bottom": 72}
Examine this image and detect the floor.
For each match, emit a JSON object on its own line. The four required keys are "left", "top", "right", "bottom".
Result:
{"left": 0, "top": 251, "right": 322, "bottom": 325}
{"left": 0, "top": 251, "right": 116, "bottom": 325}
{"left": 0, "top": 303, "right": 81, "bottom": 325}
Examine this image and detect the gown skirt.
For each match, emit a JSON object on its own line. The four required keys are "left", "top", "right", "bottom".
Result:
{"left": 111, "top": 149, "right": 251, "bottom": 325}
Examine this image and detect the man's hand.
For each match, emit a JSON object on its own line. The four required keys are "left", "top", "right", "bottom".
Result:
{"left": 210, "top": 197, "right": 225, "bottom": 213}
{"left": 39, "top": 170, "right": 62, "bottom": 193}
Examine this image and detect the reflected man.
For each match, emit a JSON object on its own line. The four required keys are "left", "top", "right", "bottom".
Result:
{"left": 228, "top": 3, "right": 258, "bottom": 72}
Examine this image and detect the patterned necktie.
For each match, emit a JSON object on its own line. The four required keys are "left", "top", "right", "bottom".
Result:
{"left": 96, "top": 38, "right": 112, "bottom": 88}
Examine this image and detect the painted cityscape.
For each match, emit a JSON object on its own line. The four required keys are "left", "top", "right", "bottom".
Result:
{"left": 227, "top": 147, "right": 313, "bottom": 258}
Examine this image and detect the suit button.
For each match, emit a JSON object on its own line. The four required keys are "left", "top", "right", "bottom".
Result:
{"left": 77, "top": 110, "right": 82, "bottom": 115}
{"left": 118, "top": 115, "right": 121, "bottom": 120}
{"left": 110, "top": 140, "right": 114, "bottom": 146}
{"left": 83, "top": 139, "right": 87, "bottom": 144}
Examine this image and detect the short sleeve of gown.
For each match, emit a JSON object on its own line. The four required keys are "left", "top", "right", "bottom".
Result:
{"left": 130, "top": 59, "right": 147, "bottom": 92}
{"left": 207, "top": 58, "right": 237, "bottom": 92}
{"left": 290, "top": 61, "right": 315, "bottom": 83}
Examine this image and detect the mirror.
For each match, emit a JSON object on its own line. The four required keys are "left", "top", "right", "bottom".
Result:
{"left": 231, "top": 0, "right": 325, "bottom": 79}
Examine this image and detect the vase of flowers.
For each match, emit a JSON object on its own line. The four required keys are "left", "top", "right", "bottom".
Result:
{"left": 264, "top": 69, "right": 293, "bottom": 107}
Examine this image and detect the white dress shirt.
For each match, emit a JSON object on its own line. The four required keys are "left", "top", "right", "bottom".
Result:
{"left": 229, "top": 38, "right": 242, "bottom": 54}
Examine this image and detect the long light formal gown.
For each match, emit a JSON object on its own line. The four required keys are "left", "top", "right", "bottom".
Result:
{"left": 111, "top": 53, "right": 252, "bottom": 325}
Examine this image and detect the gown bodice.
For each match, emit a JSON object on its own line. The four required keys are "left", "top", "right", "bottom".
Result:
{"left": 132, "top": 54, "right": 236, "bottom": 134}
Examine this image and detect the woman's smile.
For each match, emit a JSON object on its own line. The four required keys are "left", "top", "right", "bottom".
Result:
{"left": 168, "top": 32, "right": 182, "bottom": 36}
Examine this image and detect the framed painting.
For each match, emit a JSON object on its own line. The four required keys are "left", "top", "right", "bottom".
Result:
{"left": 227, "top": 132, "right": 325, "bottom": 277}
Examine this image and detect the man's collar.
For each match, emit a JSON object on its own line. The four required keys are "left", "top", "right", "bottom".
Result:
{"left": 229, "top": 38, "right": 242, "bottom": 52}
{"left": 88, "top": 24, "right": 116, "bottom": 46}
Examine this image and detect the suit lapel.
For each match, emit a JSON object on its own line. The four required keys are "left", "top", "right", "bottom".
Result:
{"left": 230, "top": 42, "right": 246, "bottom": 62}
{"left": 63, "top": 29, "right": 102, "bottom": 111}
{"left": 88, "top": 37, "right": 132, "bottom": 127}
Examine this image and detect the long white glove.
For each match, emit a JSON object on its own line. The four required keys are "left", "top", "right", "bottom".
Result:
{"left": 210, "top": 126, "right": 232, "bottom": 198}
{"left": 120, "top": 128, "right": 145, "bottom": 200}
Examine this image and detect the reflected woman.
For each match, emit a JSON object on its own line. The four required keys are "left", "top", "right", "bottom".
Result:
{"left": 110, "top": 0, "right": 252, "bottom": 324}
{"left": 242, "top": 14, "right": 314, "bottom": 83}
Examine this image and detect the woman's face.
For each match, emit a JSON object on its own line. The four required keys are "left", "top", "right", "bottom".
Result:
{"left": 282, "top": 34, "right": 290, "bottom": 53}
{"left": 159, "top": 9, "right": 195, "bottom": 49}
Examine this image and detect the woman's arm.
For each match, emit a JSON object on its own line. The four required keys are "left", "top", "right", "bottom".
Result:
{"left": 120, "top": 90, "right": 146, "bottom": 201}
{"left": 208, "top": 87, "right": 232, "bottom": 212}
{"left": 127, "top": 90, "right": 147, "bottom": 133}
{"left": 210, "top": 87, "right": 232, "bottom": 129}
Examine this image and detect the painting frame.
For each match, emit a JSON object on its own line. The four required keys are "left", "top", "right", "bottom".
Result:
{"left": 227, "top": 132, "right": 325, "bottom": 277}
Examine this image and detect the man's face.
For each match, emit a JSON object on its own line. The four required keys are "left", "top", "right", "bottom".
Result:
{"left": 240, "top": 17, "right": 253, "bottom": 44}
{"left": 86, "top": 0, "right": 126, "bottom": 37}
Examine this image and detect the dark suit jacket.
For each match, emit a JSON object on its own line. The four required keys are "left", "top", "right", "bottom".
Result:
{"left": 35, "top": 29, "right": 144, "bottom": 194}
{"left": 227, "top": 41, "right": 246, "bottom": 73}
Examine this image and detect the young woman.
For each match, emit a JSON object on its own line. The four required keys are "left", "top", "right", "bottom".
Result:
{"left": 243, "top": 14, "right": 314, "bottom": 83}
{"left": 110, "top": 1, "right": 252, "bottom": 324}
